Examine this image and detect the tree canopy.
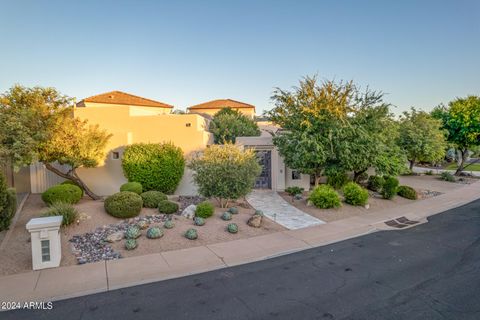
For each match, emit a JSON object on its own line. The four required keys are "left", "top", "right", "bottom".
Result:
{"left": 432, "top": 96, "right": 480, "bottom": 174}
{"left": 208, "top": 108, "right": 260, "bottom": 144}
{"left": 0, "top": 85, "right": 111, "bottom": 199}
{"left": 397, "top": 108, "right": 447, "bottom": 169}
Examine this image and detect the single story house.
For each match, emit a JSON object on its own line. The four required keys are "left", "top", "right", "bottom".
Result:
{"left": 26, "top": 91, "right": 311, "bottom": 196}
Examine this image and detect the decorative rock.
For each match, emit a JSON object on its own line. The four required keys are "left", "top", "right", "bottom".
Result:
{"left": 181, "top": 204, "right": 196, "bottom": 219}
{"left": 125, "top": 225, "right": 141, "bottom": 239}
{"left": 306, "top": 201, "right": 314, "bottom": 207}
{"left": 247, "top": 214, "right": 262, "bottom": 228}
{"left": 146, "top": 227, "right": 164, "bottom": 239}
{"left": 227, "top": 223, "right": 238, "bottom": 233}
{"left": 228, "top": 207, "right": 239, "bottom": 214}
{"left": 125, "top": 239, "right": 137, "bottom": 250}
{"left": 137, "top": 220, "right": 149, "bottom": 230}
{"left": 193, "top": 216, "right": 205, "bottom": 226}
{"left": 164, "top": 220, "right": 175, "bottom": 229}
{"left": 221, "top": 212, "right": 232, "bottom": 221}
{"left": 106, "top": 231, "right": 124, "bottom": 243}
{"left": 364, "top": 204, "right": 370, "bottom": 210}
{"left": 185, "top": 228, "right": 198, "bottom": 240}
{"left": 294, "top": 194, "right": 303, "bottom": 201}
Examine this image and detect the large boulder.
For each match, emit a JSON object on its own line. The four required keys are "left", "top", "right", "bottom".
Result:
{"left": 247, "top": 214, "right": 263, "bottom": 228}
{"left": 106, "top": 231, "right": 124, "bottom": 243}
{"left": 181, "top": 204, "right": 196, "bottom": 219}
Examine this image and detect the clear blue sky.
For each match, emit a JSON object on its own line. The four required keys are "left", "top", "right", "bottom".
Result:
{"left": 1, "top": 0, "right": 478, "bottom": 114}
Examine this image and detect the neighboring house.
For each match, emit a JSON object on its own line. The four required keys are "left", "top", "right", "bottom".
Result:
{"left": 187, "top": 99, "right": 256, "bottom": 118}
{"left": 236, "top": 122, "right": 311, "bottom": 192}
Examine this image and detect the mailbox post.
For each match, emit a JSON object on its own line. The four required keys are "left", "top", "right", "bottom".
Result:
{"left": 26, "top": 216, "right": 62, "bottom": 270}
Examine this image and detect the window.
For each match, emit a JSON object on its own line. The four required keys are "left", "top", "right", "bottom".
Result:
{"left": 41, "top": 240, "right": 50, "bottom": 262}
{"left": 112, "top": 151, "right": 120, "bottom": 160}
{"left": 291, "top": 170, "right": 301, "bottom": 180}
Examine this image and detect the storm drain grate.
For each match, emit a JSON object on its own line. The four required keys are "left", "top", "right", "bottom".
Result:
{"left": 385, "top": 216, "right": 419, "bottom": 228}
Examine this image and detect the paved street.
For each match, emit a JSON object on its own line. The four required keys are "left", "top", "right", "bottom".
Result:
{"left": 5, "top": 199, "right": 480, "bottom": 319}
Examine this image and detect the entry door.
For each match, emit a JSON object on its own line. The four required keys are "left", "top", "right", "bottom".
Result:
{"left": 254, "top": 150, "right": 272, "bottom": 189}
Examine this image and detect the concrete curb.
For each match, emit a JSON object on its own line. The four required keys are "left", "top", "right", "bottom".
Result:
{"left": 0, "top": 181, "right": 479, "bottom": 309}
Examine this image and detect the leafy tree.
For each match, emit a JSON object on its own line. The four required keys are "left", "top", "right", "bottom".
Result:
{"left": 432, "top": 96, "right": 480, "bottom": 175}
{"left": 188, "top": 144, "right": 261, "bottom": 208}
{"left": 0, "top": 85, "right": 111, "bottom": 199}
{"left": 209, "top": 108, "right": 260, "bottom": 144}
{"left": 397, "top": 108, "right": 447, "bottom": 169}
{"left": 267, "top": 76, "right": 405, "bottom": 184}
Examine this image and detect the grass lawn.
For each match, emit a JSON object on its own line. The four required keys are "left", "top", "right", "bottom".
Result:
{"left": 445, "top": 163, "right": 480, "bottom": 171}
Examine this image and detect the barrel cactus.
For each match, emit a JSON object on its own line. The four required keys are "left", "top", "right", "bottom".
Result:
{"left": 146, "top": 226, "right": 164, "bottom": 239}
{"left": 125, "top": 239, "right": 137, "bottom": 250}
{"left": 125, "top": 225, "right": 141, "bottom": 239}
{"left": 164, "top": 220, "right": 175, "bottom": 229}
{"left": 228, "top": 207, "right": 239, "bottom": 214}
{"left": 185, "top": 228, "right": 198, "bottom": 240}
{"left": 254, "top": 210, "right": 264, "bottom": 216}
{"left": 194, "top": 216, "right": 205, "bottom": 226}
{"left": 221, "top": 212, "right": 232, "bottom": 221}
{"left": 227, "top": 223, "right": 238, "bottom": 234}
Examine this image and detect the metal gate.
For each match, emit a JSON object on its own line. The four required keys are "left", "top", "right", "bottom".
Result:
{"left": 254, "top": 150, "right": 272, "bottom": 189}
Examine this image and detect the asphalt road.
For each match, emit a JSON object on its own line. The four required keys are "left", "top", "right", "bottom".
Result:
{"left": 5, "top": 199, "right": 480, "bottom": 320}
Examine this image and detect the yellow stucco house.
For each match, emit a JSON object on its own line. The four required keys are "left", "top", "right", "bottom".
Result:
{"left": 27, "top": 91, "right": 311, "bottom": 196}
{"left": 187, "top": 99, "right": 256, "bottom": 118}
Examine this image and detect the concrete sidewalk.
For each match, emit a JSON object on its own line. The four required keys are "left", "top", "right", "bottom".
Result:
{"left": 1, "top": 180, "right": 478, "bottom": 307}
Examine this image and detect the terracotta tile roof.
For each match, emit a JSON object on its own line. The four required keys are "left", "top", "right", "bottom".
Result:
{"left": 188, "top": 99, "right": 255, "bottom": 111}
{"left": 78, "top": 91, "right": 173, "bottom": 108}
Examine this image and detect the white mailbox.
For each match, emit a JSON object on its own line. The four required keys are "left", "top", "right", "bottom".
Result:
{"left": 26, "top": 216, "right": 62, "bottom": 270}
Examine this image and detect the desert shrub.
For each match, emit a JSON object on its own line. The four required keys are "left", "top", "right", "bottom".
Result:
{"left": 42, "top": 202, "right": 78, "bottom": 226}
{"left": 440, "top": 171, "right": 455, "bottom": 182}
{"left": 158, "top": 200, "right": 179, "bottom": 214}
{"left": 120, "top": 182, "right": 142, "bottom": 194}
{"left": 285, "top": 186, "right": 304, "bottom": 196}
{"left": 195, "top": 201, "right": 214, "bottom": 218}
{"left": 343, "top": 182, "right": 369, "bottom": 206}
{"left": 308, "top": 185, "right": 341, "bottom": 209}
{"left": 0, "top": 186, "right": 16, "bottom": 231}
{"left": 397, "top": 185, "right": 417, "bottom": 200}
{"left": 381, "top": 176, "right": 399, "bottom": 199}
{"left": 122, "top": 142, "right": 185, "bottom": 194}
{"left": 425, "top": 170, "right": 433, "bottom": 176}
{"left": 61, "top": 180, "right": 84, "bottom": 196}
{"left": 140, "top": 190, "right": 167, "bottom": 208}
{"left": 355, "top": 172, "right": 369, "bottom": 184}
{"left": 41, "top": 184, "right": 83, "bottom": 206}
{"left": 367, "top": 175, "right": 385, "bottom": 192}
{"left": 188, "top": 144, "right": 261, "bottom": 208}
{"left": 326, "top": 171, "right": 349, "bottom": 189}
{"left": 104, "top": 191, "right": 143, "bottom": 218}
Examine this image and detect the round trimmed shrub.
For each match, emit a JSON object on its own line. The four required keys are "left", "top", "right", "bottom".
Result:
{"left": 195, "top": 201, "right": 214, "bottom": 218}
{"left": 140, "top": 191, "right": 167, "bottom": 208}
{"left": 42, "top": 202, "right": 78, "bottom": 226}
{"left": 42, "top": 184, "right": 83, "bottom": 206}
{"left": 308, "top": 185, "right": 341, "bottom": 209}
{"left": 158, "top": 200, "right": 179, "bottom": 214}
{"left": 122, "top": 142, "right": 185, "bottom": 194}
{"left": 367, "top": 175, "right": 385, "bottom": 192}
{"left": 61, "top": 180, "right": 84, "bottom": 197}
{"left": 397, "top": 185, "right": 417, "bottom": 200}
{"left": 104, "top": 191, "right": 143, "bottom": 218}
{"left": 120, "top": 182, "right": 142, "bottom": 194}
{"left": 343, "top": 182, "right": 369, "bottom": 206}
{"left": 381, "top": 176, "right": 399, "bottom": 199}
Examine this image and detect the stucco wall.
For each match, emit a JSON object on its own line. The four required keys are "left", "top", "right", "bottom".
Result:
{"left": 72, "top": 104, "right": 212, "bottom": 196}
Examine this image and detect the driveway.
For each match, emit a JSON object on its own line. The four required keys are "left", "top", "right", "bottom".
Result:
{"left": 5, "top": 199, "right": 480, "bottom": 319}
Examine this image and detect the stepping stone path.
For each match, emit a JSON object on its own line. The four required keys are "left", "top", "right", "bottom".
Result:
{"left": 246, "top": 190, "right": 325, "bottom": 230}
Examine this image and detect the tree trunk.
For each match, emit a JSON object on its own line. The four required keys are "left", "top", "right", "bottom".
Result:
{"left": 455, "top": 149, "right": 467, "bottom": 176}
{"left": 314, "top": 174, "right": 321, "bottom": 186}
{"left": 44, "top": 163, "right": 101, "bottom": 200}
{"left": 409, "top": 159, "right": 415, "bottom": 170}
{"left": 353, "top": 169, "right": 367, "bottom": 182}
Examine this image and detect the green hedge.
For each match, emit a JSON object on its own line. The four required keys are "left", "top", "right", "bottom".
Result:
{"left": 343, "top": 182, "right": 369, "bottom": 206}
{"left": 381, "top": 176, "right": 399, "bottom": 199}
{"left": 195, "top": 201, "right": 214, "bottom": 218}
{"left": 42, "top": 202, "right": 78, "bottom": 226}
{"left": 308, "top": 185, "right": 341, "bottom": 209}
{"left": 120, "top": 182, "right": 143, "bottom": 194}
{"left": 326, "top": 171, "right": 350, "bottom": 189}
{"left": 42, "top": 184, "right": 83, "bottom": 206}
{"left": 140, "top": 190, "right": 167, "bottom": 208}
{"left": 0, "top": 188, "right": 16, "bottom": 231}
{"left": 104, "top": 191, "right": 143, "bottom": 218}
{"left": 122, "top": 143, "right": 185, "bottom": 194}
{"left": 158, "top": 200, "right": 179, "bottom": 214}
{"left": 397, "top": 185, "right": 417, "bottom": 200}
{"left": 367, "top": 175, "right": 384, "bottom": 192}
